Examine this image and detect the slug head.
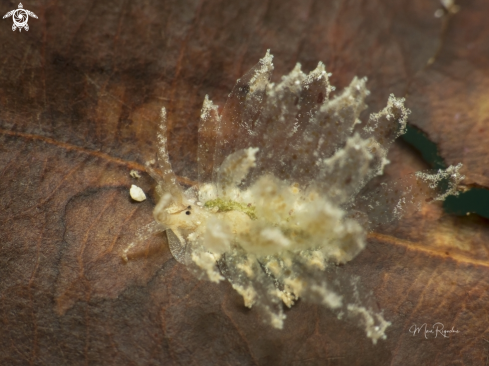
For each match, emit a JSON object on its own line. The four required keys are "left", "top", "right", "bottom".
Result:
{"left": 153, "top": 192, "right": 209, "bottom": 233}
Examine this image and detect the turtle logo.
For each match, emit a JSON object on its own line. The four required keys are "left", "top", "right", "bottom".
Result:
{"left": 3, "top": 3, "right": 37, "bottom": 32}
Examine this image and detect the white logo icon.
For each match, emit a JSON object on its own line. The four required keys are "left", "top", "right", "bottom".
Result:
{"left": 3, "top": 3, "right": 37, "bottom": 32}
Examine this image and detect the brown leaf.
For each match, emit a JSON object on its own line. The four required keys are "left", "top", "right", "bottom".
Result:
{"left": 408, "top": 0, "right": 489, "bottom": 188}
{"left": 1, "top": 0, "right": 488, "bottom": 365}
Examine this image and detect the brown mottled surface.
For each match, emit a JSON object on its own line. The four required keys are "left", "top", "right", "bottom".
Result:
{"left": 1, "top": 0, "right": 488, "bottom": 365}
{"left": 408, "top": 0, "right": 489, "bottom": 188}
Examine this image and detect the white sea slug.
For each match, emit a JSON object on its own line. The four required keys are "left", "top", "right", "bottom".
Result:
{"left": 122, "top": 51, "right": 464, "bottom": 344}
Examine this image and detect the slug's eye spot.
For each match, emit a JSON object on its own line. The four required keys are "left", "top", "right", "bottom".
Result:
{"left": 185, "top": 211, "right": 191, "bottom": 215}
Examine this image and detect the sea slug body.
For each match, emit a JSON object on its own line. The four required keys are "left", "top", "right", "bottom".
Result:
{"left": 123, "top": 50, "right": 464, "bottom": 343}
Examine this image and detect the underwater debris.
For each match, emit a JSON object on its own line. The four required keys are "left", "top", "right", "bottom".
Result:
{"left": 129, "top": 184, "right": 147, "bottom": 202}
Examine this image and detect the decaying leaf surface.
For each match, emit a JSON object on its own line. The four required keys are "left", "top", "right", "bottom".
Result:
{"left": 408, "top": 0, "right": 489, "bottom": 188}
{"left": 1, "top": 0, "right": 489, "bottom": 365}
